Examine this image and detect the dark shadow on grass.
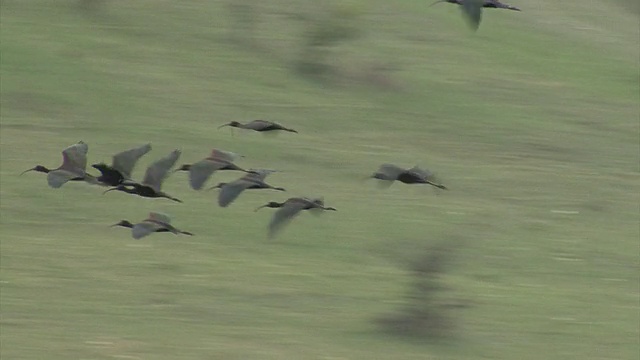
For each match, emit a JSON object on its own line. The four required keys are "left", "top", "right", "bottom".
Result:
{"left": 375, "top": 239, "right": 469, "bottom": 340}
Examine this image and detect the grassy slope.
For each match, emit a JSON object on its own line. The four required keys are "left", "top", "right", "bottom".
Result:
{"left": 1, "top": 1, "right": 638, "bottom": 359}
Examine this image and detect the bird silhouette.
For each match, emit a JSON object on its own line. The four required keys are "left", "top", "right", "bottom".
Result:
{"left": 255, "top": 197, "right": 337, "bottom": 239}
{"left": 103, "top": 149, "right": 182, "bottom": 202}
{"left": 21, "top": 141, "right": 99, "bottom": 188}
{"left": 174, "top": 149, "right": 251, "bottom": 190}
{"left": 430, "top": 0, "right": 520, "bottom": 31}
{"left": 111, "top": 212, "right": 193, "bottom": 239}
{"left": 218, "top": 120, "right": 298, "bottom": 134}
{"left": 92, "top": 143, "right": 152, "bottom": 186}
{"left": 370, "top": 164, "right": 448, "bottom": 190}
{"left": 207, "top": 171, "right": 286, "bottom": 207}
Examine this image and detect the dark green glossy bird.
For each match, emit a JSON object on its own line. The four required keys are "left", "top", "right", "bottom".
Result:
{"left": 255, "top": 197, "right": 337, "bottom": 239}
{"left": 21, "top": 141, "right": 100, "bottom": 188}
{"left": 174, "top": 149, "right": 251, "bottom": 190}
{"left": 103, "top": 149, "right": 182, "bottom": 202}
{"left": 207, "top": 171, "right": 286, "bottom": 208}
{"left": 430, "top": 0, "right": 520, "bottom": 31}
{"left": 370, "top": 164, "right": 448, "bottom": 190}
{"left": 111, "top": 212, "right": 193, "bottom": 239}
{"left": 92, "top": 143, "right": 152, "bottom": 186}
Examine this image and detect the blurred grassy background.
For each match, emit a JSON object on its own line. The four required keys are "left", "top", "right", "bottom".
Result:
{"left": 1, "top": 0, "right": 638, "bottom": 359}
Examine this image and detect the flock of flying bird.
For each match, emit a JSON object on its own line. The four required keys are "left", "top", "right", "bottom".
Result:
{"left": 430, "top": 0, "right": 521, "bottom": 31}
{"left": 22, "top": 120, "right": 448, "bottom": 239}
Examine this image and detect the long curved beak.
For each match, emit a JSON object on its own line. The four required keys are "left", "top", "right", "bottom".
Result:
{"left": 20, "top": 168, "right": 36, "bottom": 175}
{"left": 429, "top": 0, "right": 446, "bottom": 6}
{"left": 217, "top": 123, "right": 230, "bottom": 129}
{"left": 254, "top": 204, "right": 268, "bottom": 212}
{"left": 103, "top": 187, "right": 118, "bottom": 195}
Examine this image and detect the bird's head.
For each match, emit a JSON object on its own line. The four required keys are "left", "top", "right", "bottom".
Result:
{"left": 325, "top": 206, "right": 338, "bottom": 211}
{"left": 91, "top": 163, "right": 109, "bottom": 171}
{"left": 174, "top": 164, "right": 191, "bottom": 172}
{"left": 218, "top": 121, "right": 241, "bottom": 129}
{"left": 20, "top": 165, "right": 48, "bottom": 175}
{"left": 111, "top": 220, "right": 134, "bottom": 228}
{"left": 254, "top": 201, "right": 283, "bottom": 212}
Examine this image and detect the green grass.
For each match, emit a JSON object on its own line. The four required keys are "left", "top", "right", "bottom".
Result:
{"left": 1, "top": 1, "right": 638, "bottom": 359}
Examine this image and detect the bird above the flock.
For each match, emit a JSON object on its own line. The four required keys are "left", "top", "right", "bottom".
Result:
{"left": 21, "top": 141, "right": 100, "bottom": 188}
{"left": 255, "top": 197, "right": 337, "bottom": 239}
{"left": 174, "top": 148, "right": 252, "bottom": 190}
{"left": 92, "top": 143, "right": 152, "bottom": 186}
{"left": 111, "top": 212, "right": 193, "bottom": 239}
{"left": 207, "top": 170, "right": 286, "bottom": 208}
{"left": 370, "top": 164, "right": 448, "bottom": 190}
{"left": 218, "top": 120, "right": 298, "bottom": 134}
{"left": 430, "top": 0, "right": 521, "bottom": 31}
{"left": 103, "top": 149, "right": 183, "bottom": 202}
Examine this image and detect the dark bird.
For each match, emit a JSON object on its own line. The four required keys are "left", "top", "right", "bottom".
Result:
{"left": 21, "top": 141, "right": 99, "bottom": 188}
{"left": 207, "top": 171, "right": 286, "bottom": 207}
{"left": 103, "top": 149, "right": 183, "bottom": 202}
{"left": 255, "top": 197, "right": 337, "bottom": 239}
{"left": 218, "top": 120, "right": 298, "bottom": 134}
{"left": 174, "top": 149, "right": 251, "bottom": 190}
{"left": 370, "top": 164, "right": 448, "bottom": 190}
{"left": 111, "top": 212, "right": 193, "bottom": 239}
{"left": 430, "top": 0, "right": 520, "bottom": 31}
{"left": 92, "top": 143, "right": 152, "bottom": 186}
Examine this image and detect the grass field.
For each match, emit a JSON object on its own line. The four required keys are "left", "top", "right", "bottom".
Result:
{"left": 1, "top": 1, "right": 638, "bottom": 359}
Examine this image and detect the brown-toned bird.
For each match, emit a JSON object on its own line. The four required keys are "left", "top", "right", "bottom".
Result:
{"left": 218, "top": 120, "right": 298, "bottom": 134}
{"left": 111, "top": 212, "right": 193, "bottom": 239}
{"left": 174, "top": 149, "right": 251, "bottom": 190}
{"left": 103, "top": 149, "right": 183, "bottom": 202}
{"left": 207, "top": 171, "right": 286, "bottom": 207}
{"left": 92, "top": 143, "right": 152, "bottom": 186}
{"left": 370, "top": 164, "right": 448, "bottom": 190}
{"left": 430, "top": 0, "right": 520, "bottom": 31}
{"left": 21, "top": 141, "right": 99, "bottom": 188}
{"left": 255, "top": 197, "right": 337, "bottom": 239}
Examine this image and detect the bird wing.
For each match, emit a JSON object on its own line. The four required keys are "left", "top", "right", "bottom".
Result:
{"left": 188, "top": 159, "right": 227, "bottom": 190}
{"left": 147, "top": 212, "right": 172, "bottom": 225}
{"left": 245, "top": 169, "right": 276, "bottom": 181}
{"left": 247, "top": 120, "right": 271, "bottom": 130}
{"left": 268, "top": 200, "right": 308, "bottom": 238}
{"left": 60, "top": 141, "right": 89, "bottom": 172}
{"left": 408, "top": 166, "right": 434, "bottom": 180}
{"left": 142, "top": 149, "right": 181, "bottom": 191}
{"left": 217, "top": 179, "right": 253, "bottom": 207}
{"left": 46, "top": 170, "right": 80, "bottom": 188}
{"left": 209, "top": 148, "right": 241, "bottom": 162}
{"left": 461, "top": 0, "right": 483, "bottom": 30}
{"left": 376, "top": 164, "right": 405, "bottom": 179}
{"left": 112, "top": 143, "right": 152, "bottom": 179}
{"left": 132, "top": 221, "right": 165, "bottom": 239}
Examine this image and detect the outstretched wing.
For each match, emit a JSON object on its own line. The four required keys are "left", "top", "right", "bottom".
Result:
{"left": 246, "top": 120, "right": 272, "bottom": 130}
{"left": 60, "top": 141, "right": 89, "bottom": 172}
{"left": 374, "top": 163, "right": 405, "bottom": 180}
{"left": 142, "top": 149, "right": 181, "bottom": 191}
{"left": 131, "top": 221, "right": 165, "bottom": 239}
{"left": 462, "top": 0, "right": 483, "bottom": 30}
{"left": 188, "top": 159, "right": 228, "bottom": 190}
{"left": 112, "top": 143, "right": 152, "bottom": 179}
{"left": 209, "top": 148, "right": 242, "bottom": 162}
{"left": 218, "top": 179, "right": 253, "bottom": 207}
{"left": 268, "top": 200, "right": 308, "bottom": 238}
{"left": 408, "top": 166, "right": 434, "bottom": 180}
{"left": 147, "top": 212, "right": 172, "bottom": 225}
